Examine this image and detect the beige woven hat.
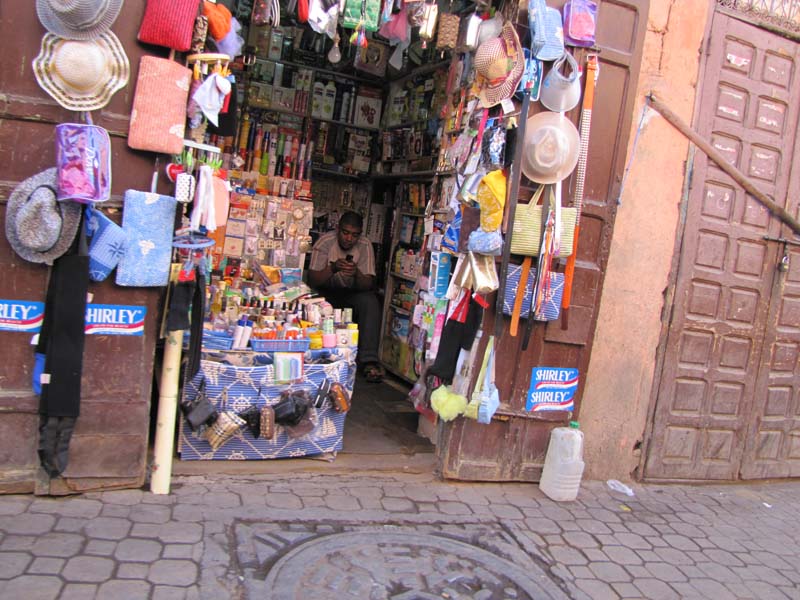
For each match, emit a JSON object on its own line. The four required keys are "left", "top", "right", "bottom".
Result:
{"left": 36, "top": 0, "right": 124, "bottom": 41}
{"left": 32, "top": 31, "right": 130, "bottom": 112}
{"left": 522, "top": 111, "right": 581, "bottom": 184}
{"left": 475, "top": 21, "right": 524, "bottom": 108}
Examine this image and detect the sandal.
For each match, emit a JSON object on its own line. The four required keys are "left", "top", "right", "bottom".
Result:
{"left": 362, "top": 363, "right": 385, "bottom": 383}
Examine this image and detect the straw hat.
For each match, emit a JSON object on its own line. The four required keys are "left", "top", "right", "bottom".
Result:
{"left": 36, "top": 0, "right": 124, "bottom": 40}
{"left": 5, "top": 169, "right": 82, "bottom": 265}
{"left": 32, "top": 32, "right": 129, "bottom": 112}
{"left": 475, "top": 21, "right": 524, "bottom": 108}
{"left": 522, "top": 111, "right": 580, "bottom": 184}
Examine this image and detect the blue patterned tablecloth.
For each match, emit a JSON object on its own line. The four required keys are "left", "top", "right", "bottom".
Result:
{"left": 178, "top": 349, "right": 356, "bottom": 460}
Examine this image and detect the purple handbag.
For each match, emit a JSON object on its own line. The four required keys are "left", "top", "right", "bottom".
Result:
{"left": 55, "top": 123, "right": 112, "bottom": 204}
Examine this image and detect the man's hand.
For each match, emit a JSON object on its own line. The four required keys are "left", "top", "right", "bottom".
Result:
{"left": 332, "top": 258, "right": 356, "bottom": 278}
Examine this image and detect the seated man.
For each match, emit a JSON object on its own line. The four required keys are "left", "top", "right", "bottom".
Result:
{"left": 307, "top": 211, "right": 384, "bottom": 382}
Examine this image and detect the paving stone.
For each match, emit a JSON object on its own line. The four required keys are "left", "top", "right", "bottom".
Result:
{"left": 416, "top": 502, "right": 438, "bottom": 514}
{"left": 264, "top": 493, "right": 303, "bottom": 510}
{"left": 60, "top": 583, "right": 98, "bottom": 599}
{"left": 115, "top": 538, "right": 163, "bottom": 562}
{"left": 85, "top": 517, "right": 132, "bottom": 540}
{"left": 454, "top": 488, "right": 491, "bottom": 506}
{"left": 653, "top": 547, "right": 695, "bottom": 565}
{"left": 147, "top": 559, "right": 198, "bottom": 586}
{"left": 324, "top": 494, "right": 361, "bottom": 511}
{"left": 612, "top": 582, "right": 643, "bottom": 599}
{"left": 100, "top": 505, "right": 131, "bottom": 518}
{"left": 563, "top": 531, "right": 600, "bottom": 549}
{"left": 625, "top": 565, "right": 652, "bottom": 579}
{"left": 162, "top": 544, "right": 194, "bottom": 559}
{"left": 503, "top": 491, "right": 542, "bottom": 508}
{"left": 359, "top": 497, "right": 383, "bottom": 510}
{"left": 602, "top": 545, "right": 643, "bottom": 566}
{"left": 524, "top": 517, "right": 561, "bottom": 534}
{"left": 380, "top": 497, "right": 416, "bottom": 512}
{"left": 644, "top": 562, "right": 687, "bottom": 582}
{"left": 575, "top": 578, "right": 620, "bottom": 600}
{"left": 431, "top": 501, "right": 470, "bottom": 515}
{"left": 101, "top": 489, "right": 144, "bottom": 505}
{"left": 583, "top": 548, "right": 609, "bottom": 562}
{"left": 487, "top": 503, "right": 524, "bottom": 519}
{"left": 140, "top": 494, "right": 177, "bottom": 505}
{"left": 670, "top": 582, "right": 705, "bottom": 598}
{"left": 130, "top": 504, "right": 172, "bottom": 524}
{"left": 561, "top": 520, "right": 582, "bottom": 532}
{"left": 568, "top": 565, "right": 592, "bottom": 578}
{"left": 1, "top": 535, "right": 36, "bottom": 551}
{"left": 0, "top": 498, "right": 32, "bottom": 516}
{"left": 0, "top": 575, "right": 63, "bottom": 599}
{"left": 589, "top": 562, "right": 632, "bottom": 583}
{"left": 152, "top": 585, "right": 189, "bottom": 599}
{"left": 633, "top": 578, "right": 680, "bottom": 599}
{"left": 577, "top": 520, "right": 613, "bottom": 535}
{"left": 701, "top": 548, "right": 746, "bottom": 567}
{"left": 96, "top": 579, "right": 152, "bottom": 599}
{"left": 614, "top": 532, "right": 651, "bottom": 550}
{"left": 698, "top": 561, "right": 741, "bottom": 583}
{"left": 401, "top": 485, "right": 438, "bottom": 502}
{"left": 54, "top": 517, "right": 85, "bottom": 533}
{"left": 29, "top": 498, "right": 102, "bottom": 519}
{"left": 118, "top": 563, "right": 151, "bottom": 579}
{"left": 156, "top": 522, "right": 203, "bottom": 544}
{"left": 347, "top": 486, "right": 384, "bottom": 500}
{"left": 203, "top": 492, "right": 241, "bottom": 508}
{"left": 750, "top": 551, "right": 795, "bottom": 571}
{"left": 28, "top": 557, "right": 65, "bottom": 575}
{"left": 743, "top": 565, "right": 792, "bottom": 586}
{"left": 626, "top": 522, "right": 658, "bottom": 537}
{"left": 171, "top": 504, "right": 205, "bottom": 522}
{"left": 550, "top": 544, "right": 589, "bottom": 566}
{"left": 0, "top": 551, "right": 33, "bottom": 577}
{"left": 541, "top": 505, "right": 574, "bottom": 521}
{"left": 85, "top": 540, "right": 117, "bottom": 556}
{"left": 0, "top": 513, "right": 55, "bottom": 535}
{"left": 61, "top": 556, "right": 114, "bottom": 582}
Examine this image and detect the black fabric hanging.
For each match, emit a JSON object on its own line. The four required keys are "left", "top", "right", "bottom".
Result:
{"left": 36, "top": 214, "right": 90, "bottom": 477}
{"left": 427, "top": 296, "right": 485, "bottom": 384}
{"left": 164, "top": 267, "right": 206, "bottom": 379}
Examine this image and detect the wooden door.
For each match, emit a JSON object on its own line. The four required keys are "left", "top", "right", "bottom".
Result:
{"left": 645, "top": 10, "right": 800, "bottom": 480}
{"left": 0, "top": 1, "right": 163, "bottom": 494}
{"left": 438, "top": 0, "right": 649, "bottom": 481}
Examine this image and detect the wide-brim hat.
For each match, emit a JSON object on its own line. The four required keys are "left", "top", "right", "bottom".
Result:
{"left": 540, "top": 52, "right": 582, "bottom": 113}
{"left": 32, "top": 32, "right": 130, "bottom": 112}
{"left": 5, "top": 168, "right": 82, "bottom": 265}
{"left": 475, "top": 21, "right": 525, "bottom": 108}
{"left": 522, "top": 111, "right": 581, "bottom": 184}
{"left": 37, "top": 0, "right": 124, "bottom": 41}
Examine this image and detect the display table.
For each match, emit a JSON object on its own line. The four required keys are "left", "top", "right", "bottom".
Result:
{"left": 178, "top": 348, "right": 355, "bottom": 460}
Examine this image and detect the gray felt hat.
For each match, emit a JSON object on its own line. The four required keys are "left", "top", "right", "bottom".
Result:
{"left": 36, "top": 0, "right": 124, "bottom": 41}
{"left": 5, "top": 168, "right": 82, "bottom": 265}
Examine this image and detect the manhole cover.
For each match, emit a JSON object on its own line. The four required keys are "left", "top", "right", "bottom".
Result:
{"left": 259, "top": 531, "right": 566, "bottom": 599}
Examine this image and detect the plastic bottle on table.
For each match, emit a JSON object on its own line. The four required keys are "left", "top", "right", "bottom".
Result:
{"left": 538, "top": 421, "right": 585, "bottom": 502}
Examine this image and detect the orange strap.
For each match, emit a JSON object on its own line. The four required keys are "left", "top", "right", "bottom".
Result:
{"left": 562, "top": 224, "right": 580, "bottom": 310}
{"left": 510, "top": 256, "right": 532, "bottom": 337}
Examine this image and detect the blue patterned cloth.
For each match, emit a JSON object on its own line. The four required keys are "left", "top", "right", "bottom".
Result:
{"left": 178, "top": 350, "right": 355, "bottom": 460}
{"left": 85, "top": 207, "right": 128, "bottom": 282}
{"left": 116, "top": 190, "right": 177, "bottom": 287}
{"left": 503, "top": 266, "right": 564, "bottom": 322}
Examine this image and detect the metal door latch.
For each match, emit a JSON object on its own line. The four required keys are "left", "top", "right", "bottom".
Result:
{"left": 763, "top": 236, "right": 800, "bottom": 272}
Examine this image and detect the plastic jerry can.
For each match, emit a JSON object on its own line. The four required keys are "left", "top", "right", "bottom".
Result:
{"left": 538, "top": 421, "right": 585, "bottom": 502}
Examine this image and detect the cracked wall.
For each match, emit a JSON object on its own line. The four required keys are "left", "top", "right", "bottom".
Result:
{"left": 579, "top": 0, "right": 711, "bottom": 481}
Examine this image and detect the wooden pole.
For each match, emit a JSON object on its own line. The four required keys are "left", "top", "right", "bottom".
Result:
{"left": 648, "top": 94, "right": 800, "bottom": 236}
{"left": 150, "top": 329, "right": 183, "bottom": 495}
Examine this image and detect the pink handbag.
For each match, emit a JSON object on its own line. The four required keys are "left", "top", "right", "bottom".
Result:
{"left": 138, "top": 0, "right": 201, "bottom": 51}
{"left": 128, "top": 56, "right": 192, "bottom": 155}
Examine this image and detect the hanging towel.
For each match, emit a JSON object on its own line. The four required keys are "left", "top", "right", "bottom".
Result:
{"left": 190, "top": 165, "right": 217, "bottom": 232}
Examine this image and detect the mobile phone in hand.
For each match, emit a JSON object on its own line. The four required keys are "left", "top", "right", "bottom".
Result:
{"left": 346, "top": 254, "right": 353, "bottom": 262}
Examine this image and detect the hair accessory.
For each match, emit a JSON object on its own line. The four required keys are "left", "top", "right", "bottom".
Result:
{"left": 32, "top": 32, "right": 129, "bottom": 112}
{"left": 5, "top": 168, "right": 82, "bottom": 265}
{"left": 36, "top": 0, "right": 124, "bottom": 40}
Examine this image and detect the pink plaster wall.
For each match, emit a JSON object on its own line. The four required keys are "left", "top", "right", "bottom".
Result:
{"left": 580, "top": 0, "right": 711, "bottom": 481}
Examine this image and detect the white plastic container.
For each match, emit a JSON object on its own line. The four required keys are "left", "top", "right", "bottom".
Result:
{"left": 539, "top": 421, "right": 585, "bottom": 502}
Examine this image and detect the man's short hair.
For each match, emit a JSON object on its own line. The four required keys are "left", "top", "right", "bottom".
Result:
{"left": 339, "top": 211, "right": 363, "bottom": 231}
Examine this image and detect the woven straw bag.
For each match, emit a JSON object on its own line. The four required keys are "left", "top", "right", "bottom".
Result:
{"left": 510, "top": 185, "right": 577, "bottom": 257}
{"left": 128, "top": 56, "right": 191, "bottom": 155}
{"left": 436, "top": 13, "right": 460, "bottom": 50}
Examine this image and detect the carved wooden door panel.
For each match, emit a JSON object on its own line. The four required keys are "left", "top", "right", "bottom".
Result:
{"left": 645, "top": 11, "right": 800, "bottom": 480}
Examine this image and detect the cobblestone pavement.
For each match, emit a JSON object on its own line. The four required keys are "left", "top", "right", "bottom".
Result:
{"left": 0, "top": 472, "right": 798, "bottom": 599}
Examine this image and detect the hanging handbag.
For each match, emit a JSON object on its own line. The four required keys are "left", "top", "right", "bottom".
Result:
{"left": 436, "top": 12, "right": 460, "bottom": 50}
{"left": 534, "top": 271, "right": 565, "bottom": 321}
{"left": 468, "top": 251, "right": 499, "bottom": 294}
{"left": 138, "top": 0, "right": 202, "bottom": 52}
{"left": 342, "top": 0, "right": 381, "bottom": 31}
{"left": 180, "top": 377, "right": 218, "bottom": 432}
{"left": 510, "top": 185, "right": 577, "bottom": 257}
{"left": 128, "top": 56, "right": 192, "bottom": 155}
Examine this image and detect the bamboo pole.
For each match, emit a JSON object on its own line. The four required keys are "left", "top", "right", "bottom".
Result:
{"left": 648, "top": 94, "right": 800, "bottom": 236}
{"left": 150, "top": 329, "right": 183, "bottom": 495}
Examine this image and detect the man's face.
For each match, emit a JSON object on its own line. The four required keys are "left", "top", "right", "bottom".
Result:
{"left": 337, "top": 223, "right": 361, "bottom": 251}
